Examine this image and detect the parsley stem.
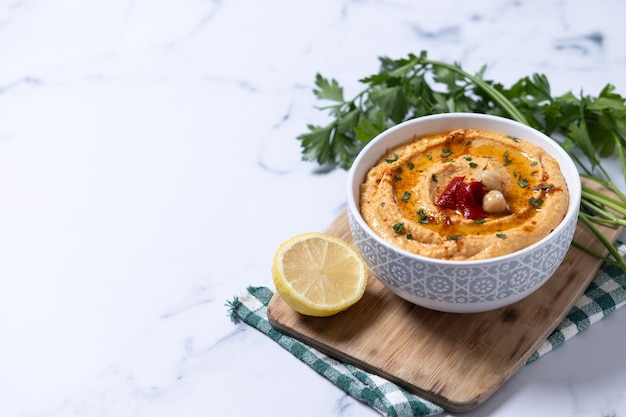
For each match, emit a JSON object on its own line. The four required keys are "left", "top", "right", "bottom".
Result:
{"left": 615, "top": 135, "right": 626, "bottom": 198}
{"left": 581, "top": 199, "right": 626, "bottom": 227}
{"left": 577, "top": 213, "right": 626, "bottom": 272}
{"left": 595, "top": 162, "right": 625, "bottom": 201}
{"left": 420, "top": 58, "right": 529, "bottom": 125}
{"left": 571, "top": 241, "right": 622, "bottom": 269}
{"left": 581, "top": 174, "right": 626, "bottom": 205}
{"left": 570, "top": 152, "right": 594, "bottom": 178}
{"left": 582, "top": 187, "right": 626, "bottom": 217}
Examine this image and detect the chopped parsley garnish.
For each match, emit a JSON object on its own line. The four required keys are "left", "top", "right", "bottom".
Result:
{"left": 417, "top": 209, "right": 429, "bottom": 224}
{"left": 406, "top": 234, "right": 413, "bottom": 240}
{"left": 401, "top": 191, "right": 411, "bottom": 203}
{"left": 431, "top": 173, "right": 437, "bottom": 182}
{"left": 464, "top": 157, "right": 472, "bottom": 161}
{"left": 441, "top": 149, "right": 453, "bottom": 158}
{"left": 385, "top": 153, "right": 399, "bottom": 163}
{"left": 396, "top": 167, "right": 403, "bottom": 174}
{"left": 503, "top": 151, "right": 513, "bottom": 166}
{"left": 530, "top": 161, "right": 538, "bottom": 166}
{"left": 393, "top": 222, "right": 405, "bottom": 233}
{"left": 496, "top": 233, "right": 507, "bottom": 239}
{"left": 508, "top": 135, "right": 519, "bottom": 142}
{"left": 518, "top": 178, "right": 529, "bottom": 188}
{"left": 426, "top": 155, "right": 433, "bottom": 160}
{"left": 466, "top": 140, "right": 472, "bottom": 146}
{"left": 469, "top": 162, "right": 478, "bottom": 168}
{"left": 394, "top": 174, "right": 402, "bottom": 181}
{"left": 534, "top": 184, "right": 554, "bottom": 191}
{"left": 407, "top": 161, "right": 415, "bottom": 170}
{"left": 529, "top": 197, "right": 544, "bottom": 208}
{"left": 381, "top": 202, "right": 385, "bottom": 207}
{"left": 474, "top": 218, "right": 486, "bottom": 224}
{"left": 447, "top": 235, "right": 462, "bottom": 241}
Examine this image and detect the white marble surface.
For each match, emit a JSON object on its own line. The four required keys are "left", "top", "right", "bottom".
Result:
{"left": 1, "top": 0, "right": 626, "bottom": 416}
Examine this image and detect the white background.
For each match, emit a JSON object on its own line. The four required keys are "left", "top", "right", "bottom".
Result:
{"left": 1, "top": 0, "right": 625, "bottom": 416}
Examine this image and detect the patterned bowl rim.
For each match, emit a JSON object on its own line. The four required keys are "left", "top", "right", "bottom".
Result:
{"left": 346, "top": 113, "right": 582, "bottom": 267}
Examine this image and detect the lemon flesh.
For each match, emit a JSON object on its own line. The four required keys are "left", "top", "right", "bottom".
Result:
{"left": 272, "top": 232, "right": 368, "bottom": 317}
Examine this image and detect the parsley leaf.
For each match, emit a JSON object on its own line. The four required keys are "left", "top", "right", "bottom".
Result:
{"left": 313, "top": 74, "right": 344, "bottom": 103}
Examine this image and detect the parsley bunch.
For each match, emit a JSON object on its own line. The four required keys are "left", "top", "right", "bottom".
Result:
{"left": 298, "top": 51, "right": 626, "bottom": 271}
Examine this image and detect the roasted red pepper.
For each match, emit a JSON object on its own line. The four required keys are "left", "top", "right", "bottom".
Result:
{"left": 436, "top": 176, "right": 486, "bottom": 220}
{"left": 457, "top": 181, "right": 486, "bottom": 220}
{"left": 436, "top": 176, "right": 465, "bottom": 210}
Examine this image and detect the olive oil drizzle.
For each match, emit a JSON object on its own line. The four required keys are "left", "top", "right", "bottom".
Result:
{"left": 390, "top": 131, "right": 552, "bottom": 238}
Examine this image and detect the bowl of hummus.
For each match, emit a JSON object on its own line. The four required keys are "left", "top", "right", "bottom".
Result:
{"left": 346, "top": 113, "right": 581, "bottom": 313}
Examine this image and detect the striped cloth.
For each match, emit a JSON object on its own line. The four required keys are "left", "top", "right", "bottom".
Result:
{"left": 227, "top": 244, "right": 626, "bottom": 417}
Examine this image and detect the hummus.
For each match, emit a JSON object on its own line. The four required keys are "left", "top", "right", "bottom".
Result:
{"left": 359, "top": 128, "right": 569, "bottom": 260}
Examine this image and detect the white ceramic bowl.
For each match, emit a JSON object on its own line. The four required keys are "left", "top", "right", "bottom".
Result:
{"left": 346, "top": 113, "right": 581, "bottom": 313}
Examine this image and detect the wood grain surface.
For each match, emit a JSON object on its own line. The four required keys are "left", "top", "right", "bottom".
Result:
{"left": 267, "top": 178, "right": 622, "bottom": 412}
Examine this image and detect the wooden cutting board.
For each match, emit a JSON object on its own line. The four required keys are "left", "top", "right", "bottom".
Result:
{"left": 267, "top": 178, "right": 622, "bottom": 412}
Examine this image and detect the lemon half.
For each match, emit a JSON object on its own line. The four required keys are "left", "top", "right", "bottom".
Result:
{"left": 272, "top": 232, "right": 368, "bottom": 317}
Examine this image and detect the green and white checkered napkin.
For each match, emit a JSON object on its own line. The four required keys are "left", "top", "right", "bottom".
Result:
{"left": 227, "top": 243, "right": 626, "bottom": 417}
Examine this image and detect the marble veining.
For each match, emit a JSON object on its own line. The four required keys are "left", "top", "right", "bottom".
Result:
{"left": 1, "top": 0, "right": 625, "bottom": 416}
